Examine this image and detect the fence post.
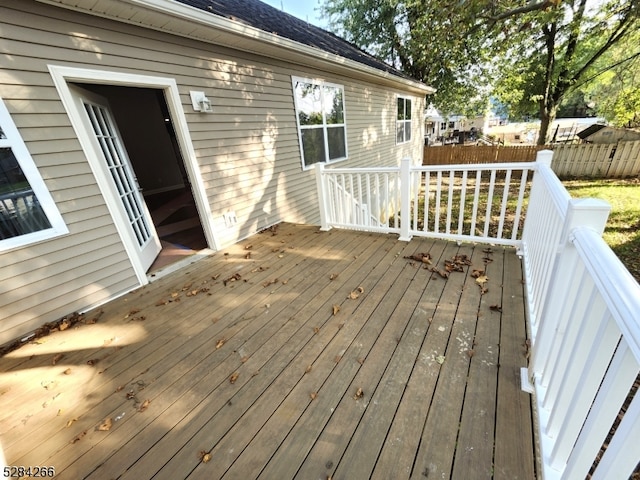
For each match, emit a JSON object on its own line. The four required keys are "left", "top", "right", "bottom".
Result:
{"left": 536, "top": 148, "right": 553, "bottom": 167}
{"left": 315, "top": 164, "right": 330, "bottom": 231}
{"left": 528, "top": 197, "right": 611, "bottom": 381}
{"left": 399, "top": 157, "right": 412, "bottom": 241}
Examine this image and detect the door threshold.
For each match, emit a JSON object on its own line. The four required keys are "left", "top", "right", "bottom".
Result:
{"left": 147, "top": 248, "right": 215, "bottom": 282}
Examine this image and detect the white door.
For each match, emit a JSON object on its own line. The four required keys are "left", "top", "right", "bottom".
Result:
{"left": 75, "top": 87, "right": 162, "bottom": 272}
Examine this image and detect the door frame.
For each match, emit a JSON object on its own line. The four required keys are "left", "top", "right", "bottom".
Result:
{"left": 49, "top": 65, "right": 219, "bottom": 284}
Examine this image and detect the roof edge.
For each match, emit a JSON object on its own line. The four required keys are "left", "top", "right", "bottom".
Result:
{"left": 36, "top": 0, "right": 435, "bottom": 94}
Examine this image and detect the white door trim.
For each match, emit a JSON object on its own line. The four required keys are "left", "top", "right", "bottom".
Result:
{"left": 49, "top": 65, "right": 219, "bottom": 284}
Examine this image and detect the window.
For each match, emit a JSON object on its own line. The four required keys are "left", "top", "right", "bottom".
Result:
{"left": 448, "top": 121, "right": 455, "bottom": 129}
{"left": 440, "top": 122, "right": 447, "bottom": 131}
{"left": 396, "top": 96, "right": 412, "bottom": 144}
{"left": 292, "top": 77, "right": 347, "bottom": 168}
{"left": 0, "top": 98, "right": 67, "bottom": 251}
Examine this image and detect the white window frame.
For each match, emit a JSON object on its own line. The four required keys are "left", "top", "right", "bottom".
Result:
{"left": 396, "top": 96, "right": 413, "bottom": 145}
{"left": 292, "top": 76, "right": 348, "bottom": 170}
{"left": 0, "top": 98, "right": 68, "bottom": 252}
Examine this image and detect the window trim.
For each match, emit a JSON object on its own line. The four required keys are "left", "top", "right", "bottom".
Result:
{"left": 292, "top": 76, "right": 348, "bottom": 170}
{"left": 0, "top": 97, "right": 68, "bottom": 252}
{"left": 396, "top": 95, "right": 413, "bottom": 145}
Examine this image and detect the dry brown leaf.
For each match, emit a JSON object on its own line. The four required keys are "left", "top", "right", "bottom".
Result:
{"left": 200, "top": 451, "right": 212, "bottom": 463}
{"left": 87, "top": 358, "right": 99, "bottom": 366}
{"left": 229, "top": 372, "right": 239, "bottom": 384}
{"left": 310, "top": 392, "right": 318, "bottom": 400}
{"left": 52, "top": 353, "right": 64, "bottom": 365}
{"left": 138, "top": 399, "right": 151, "bottom": 412}
{"left": 332, "top": 305, "right": 340, "bottom": 315}
{"left": 490, "top": 304, "right": 502, "bottom": 312}
{"left": 65, "top": 418, "right": 78, "bottom": 428}
{"left": 354, "top": 387, "right": 364, "bottom": 399}
{"left": 97, "top": 417, "right": 112, "bottom": 431}
{"left": 348, "top": 291, "right": 359, "bottom": 300}
{"left": 305, "top": 364, "right": 312, "bottom": 373}
{"left": 471, "top": 269, "right": 484, "bottom": 278}
{"left": 329, "top": 273, "right": 339, "bottom": 280}
{"left": 70, "top": 430, "right": 87, "bottom": 444}
{"left": 245, "top": 244, "right": 253, "bottom": 250}
{"left": 313, "top": 326, "right": 320, "bottom": 334}
{"left": 63, "top": 368, "right": 72, "bottom": 375}
{"left": 475, "top": 275, "right": 489, "bottom": 285}
{"left": 467, "top": 349, "right": 475, "bottom": 358}
{"left": 241, "top": 356, "right": 249, "bottom": 363}
{"left": 215, "top": 339, "right": 226, "bottom": 349}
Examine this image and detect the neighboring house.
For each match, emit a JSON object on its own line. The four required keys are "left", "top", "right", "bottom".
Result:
{"left": 423, "top": 105, "right": 496, "bottom": 145}
{"left": 0, "top": 0, "right": 433, "bottom": 345}
{"left": 577, "top": 124, "right": 640, "bottom": 144}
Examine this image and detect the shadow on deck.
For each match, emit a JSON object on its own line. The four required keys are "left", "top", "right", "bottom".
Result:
{"left": 0, "top": 223, "right": 536, "bottom": 479}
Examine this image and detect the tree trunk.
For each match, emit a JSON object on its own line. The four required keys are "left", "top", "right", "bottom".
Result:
{"left": 538, "top": 104, "right": 557, "bottom": 145}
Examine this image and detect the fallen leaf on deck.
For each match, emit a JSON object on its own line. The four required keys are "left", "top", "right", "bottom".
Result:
{"left": 138, "top": 399, "right": 151, "bottom": 412}
{"left": 223, "top": 273, "right": 242, "bottom": 286}
{"left": 282, "top": 279, "right": 288, "bottom": 285}
{"left": 97, "top": 417, "right": 112, "bottom": 431}
{"left": 124, "top": 308, "right": 141, "bottom": 319}
{"left": 65, "top": 418, "right": 77, "bottom": 428}
{"left": 70, "top": 430, "right": 87, "bottom": 444}
{"left": 329, "top": 273, "right": 339, "bottom": 280}
{"left": 200, "top": 451, "right": 212, "bottom": 463}
{"left": 51, "top": 353, "right": 64, "bottom": 365}
{"left": 305, "top": 364, "right": 313, "bottom": 373}
{"left": 471, "top": 269, "right": 484, "bottom": 278}
{"left": 245, "top": 244, "right": 253, "bottom": 250}
{"left": 332, "top": 305, "right": 340, "bottom": 315}
{"left": 229, "top": 372, "right": 239, "bottom": 384}
{"left": 313, "top": 326, "right": 320, "bottom": 334}
{"left": 436, "top": 355, "right": 446, "bottom": 365}
{"left": 467, "top": 349, "right": 475, "bottom": 358}
{"left": 63, "top": 368, "right": 72, "bottom": 375}
{"left": 310, "top": 392, "right": 318, "bottom": 400}
{"left": 263, "top": 278, "right": 278, "bottom": 287}
{"left": 490, "top": 305, "right": 502, "bottom": 312}
{"left": 155, "top": 298, "right": 169, "bottom": 306}
{"left": 404, "top": 253, "right": 432, "bottom": 264}
{"left": 475, "top": 275, "right": 489, "bottom": 285}
{"left": 244, "top": 252, "right": 252, "bottom": 259}
{"left": 215, "top": 339, "right": 226, "bottom": 349}
{"left": 354, "top": 387, "right": 364, "bottom": 399}
{"left": 59, "top": 319, "right": 70, "bottom": 331}
{"left": 87, "top": 358, "right": 99, "bottom": 366}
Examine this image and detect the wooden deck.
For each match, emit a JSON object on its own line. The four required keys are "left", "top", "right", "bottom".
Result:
{"left": 0, "top": 223, "right": 536, "bottom": 480}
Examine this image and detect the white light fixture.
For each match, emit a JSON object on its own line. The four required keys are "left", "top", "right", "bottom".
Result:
{"left": 190, "top": 91, "right": 213, "bottom": 113}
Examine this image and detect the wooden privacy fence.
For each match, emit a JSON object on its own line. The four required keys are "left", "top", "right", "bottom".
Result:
{"left": 424, "top": 141, "right": 640, "bottom": 178}
{"left": 423, "top": 144, "right": 547, "bottom": 165}
{"left": 551, "top": 140, "right": 640, "bottom": 178}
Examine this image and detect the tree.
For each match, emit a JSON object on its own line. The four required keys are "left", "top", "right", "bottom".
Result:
{"left": 320, "top": 0, "right": 640, "bottom": 144}
{"left": 494, "top": 0, "right": 640, "bottom": 143}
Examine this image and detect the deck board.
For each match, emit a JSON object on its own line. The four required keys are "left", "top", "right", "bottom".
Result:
{"left": 0, "top": 223, "right": 536, "bottom": 480}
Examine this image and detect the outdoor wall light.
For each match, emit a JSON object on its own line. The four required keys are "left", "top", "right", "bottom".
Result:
{"left": 189, "top": 91, "right": 213, "bottom": 113}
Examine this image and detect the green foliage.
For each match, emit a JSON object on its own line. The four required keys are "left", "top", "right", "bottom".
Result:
{"left": 321, "top": 0, "right": 640, "bottom": 141}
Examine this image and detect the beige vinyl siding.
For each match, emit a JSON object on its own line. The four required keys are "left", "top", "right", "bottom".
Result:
{"left": 0, "top": 0, "right": 427, "bottom": 344}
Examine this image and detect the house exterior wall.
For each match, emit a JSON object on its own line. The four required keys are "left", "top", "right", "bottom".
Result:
{"left": 0, "top": 0, "right": 426, "bottom": 345}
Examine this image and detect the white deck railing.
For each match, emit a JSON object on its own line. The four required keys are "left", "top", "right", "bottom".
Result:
{"left": 315, "top": 150, "right": 640, "bottom": 479}
{"left": 316, "top": 157, "right": 536, "bottom": 245}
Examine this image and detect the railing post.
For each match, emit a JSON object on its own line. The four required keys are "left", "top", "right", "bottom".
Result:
{"left": 528, "top": 197, "right": 611, "bottom": 379}
{"left": 399, "top": 157, "right": 412, "bottom": 241}
{"left": 536, "top": 148, "right": 553, "bottom": 168}
{"left": 315, "top": 164, "right": 330, "bottom": 231}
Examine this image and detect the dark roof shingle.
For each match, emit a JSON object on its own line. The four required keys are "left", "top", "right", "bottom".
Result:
{"left": 176, "top": 0, "right": 414, "bottom": 80}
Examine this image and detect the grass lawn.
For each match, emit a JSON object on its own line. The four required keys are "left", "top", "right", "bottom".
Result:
{"left": 563, "top": 178, "right": 640, "bottom": 283}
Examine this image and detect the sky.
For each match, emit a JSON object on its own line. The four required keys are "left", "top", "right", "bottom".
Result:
{"left": 262, "top": 0, "right": 327, "bottom": 28}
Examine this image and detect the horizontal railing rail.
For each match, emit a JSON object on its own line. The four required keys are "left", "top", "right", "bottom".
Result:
{"left": 315, "top": 149, "right": 640, "bottom": 479}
